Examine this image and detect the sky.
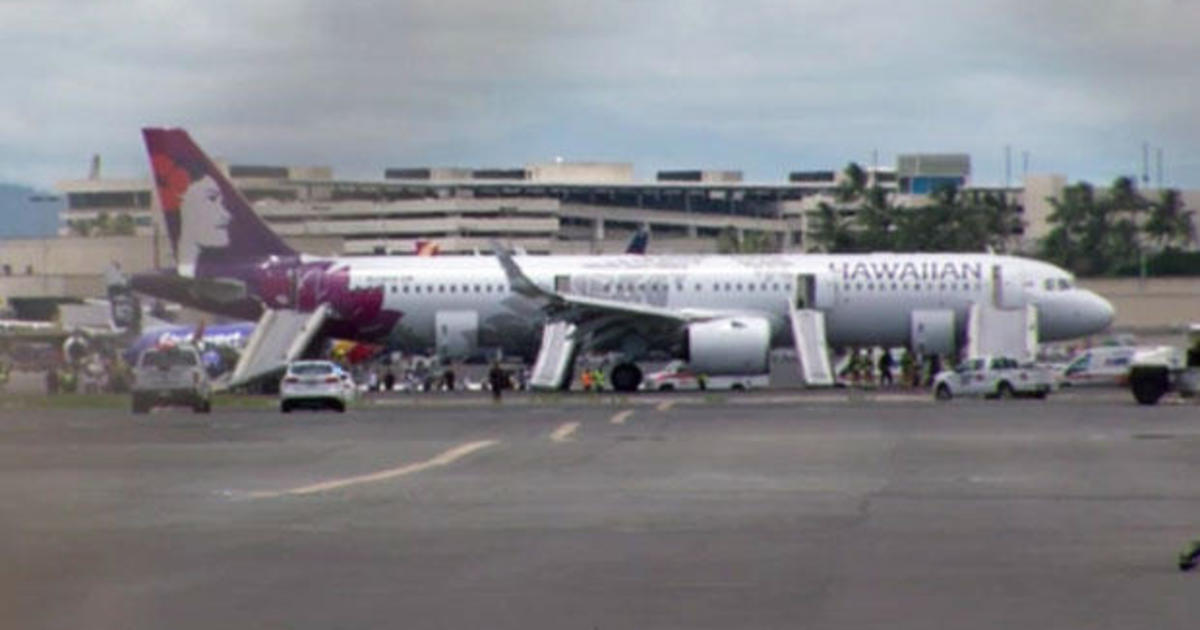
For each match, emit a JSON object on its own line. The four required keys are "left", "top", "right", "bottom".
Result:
{"left": 3, "top": 0, "right": 1200, "bottom": 190}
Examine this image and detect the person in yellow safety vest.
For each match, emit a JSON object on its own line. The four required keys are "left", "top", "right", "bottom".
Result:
{"left": 581, "top": 369, "right": 594, "bottom": 392}
{"left": 1181, "top": 539, "right": 1200, "bottom": 571}
{"left": 593, "top": 368, "right": 607, "bottom": 391}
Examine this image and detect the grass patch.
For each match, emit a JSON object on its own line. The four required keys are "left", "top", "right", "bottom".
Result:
{"left": 0, "top": 391, "right": 278, "bottom": 411}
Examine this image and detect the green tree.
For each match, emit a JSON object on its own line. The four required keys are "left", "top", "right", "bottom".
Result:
{"left": 836, "top": 162, "right": 868, "bottom": 204}
{"left": 110, "top": 212, "right": 136, "bottom": 236}
{"left": 1037, "top": 177, "right": 1176, "bottom": 276}
{"left": 717, "top": 226, "right": 780, "bottom": 254}
{"left": 1145, "top": 188, "right": 1194, "bottom": 249}
{"left": 67, "top": 218, "right": 93, "bottom": 237}
{"left": 809, "top": 202, "right": 859, "bottom": 252}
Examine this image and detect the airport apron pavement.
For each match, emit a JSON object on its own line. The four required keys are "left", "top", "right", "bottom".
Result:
{"left": 0, "top": 395, "right": 1198, "bottom": 629}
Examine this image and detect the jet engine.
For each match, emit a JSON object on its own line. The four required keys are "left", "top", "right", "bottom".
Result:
{"left": 685, "top": 316, "right": 771, "bottom": 374}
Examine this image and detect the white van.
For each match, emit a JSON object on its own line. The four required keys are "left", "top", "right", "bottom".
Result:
{"left": 642, "top": 360, "right": 769, "bottom": 391}
{"left": 1059, "top": 346, "right": 1137, "bottom": 387}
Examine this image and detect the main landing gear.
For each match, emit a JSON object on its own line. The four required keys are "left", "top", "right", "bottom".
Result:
{"left": 610, "top": 363, "right": 643, "bottom": 392}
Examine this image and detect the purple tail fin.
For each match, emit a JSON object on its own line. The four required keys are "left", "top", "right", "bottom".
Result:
{"left": 142, "top": 128, "right": 295, "bottom": 278}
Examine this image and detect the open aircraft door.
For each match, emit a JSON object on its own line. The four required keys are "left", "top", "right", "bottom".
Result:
{"left": 790, "top": 273, "right": 834, "bottom": 386}
{"left": 795, "top": 272, "right": 837, "bottom": 310}
{"left": 993, "top": 264, "right": 1027, "bottom": 309}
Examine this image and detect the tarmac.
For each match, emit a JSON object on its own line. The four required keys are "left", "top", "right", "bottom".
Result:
{"left": 1, "top": 389, "right": 1198, "bottom": 629}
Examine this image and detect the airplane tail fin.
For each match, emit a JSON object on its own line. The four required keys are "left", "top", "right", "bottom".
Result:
{"left": 142, "top": 128, "right": 296, "bottom": 278}
{"left": 625, "top": 225, "right": 649, "bottom": 255}
{"left": 414, "top": 240, "right": 441, "bottom": 256}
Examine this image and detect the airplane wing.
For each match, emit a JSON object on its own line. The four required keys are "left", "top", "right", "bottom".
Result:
{"left": 494, "top": 244, "right": 714, "bottom": 327}
{"left": 494, "top": 245, "right": 732, "bottom": 390}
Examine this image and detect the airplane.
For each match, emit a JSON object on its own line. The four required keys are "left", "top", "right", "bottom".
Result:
{"left": 123, "top": 321, "right": 254, "bottom": 363}
{"left": 129, "top": 128, "right": 1116, "bottom": 391}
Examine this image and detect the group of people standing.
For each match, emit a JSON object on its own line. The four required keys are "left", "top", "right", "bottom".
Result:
{"left": 841, "top": 348, "right": 944, "bottom": 388}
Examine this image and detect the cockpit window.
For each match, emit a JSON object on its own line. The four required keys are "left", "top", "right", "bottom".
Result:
{"left": 1057, "top": 278, "right": 1072, "bottom": 290}
{"left": 1044, "top": 279, "right": 1055, "bottom": 291}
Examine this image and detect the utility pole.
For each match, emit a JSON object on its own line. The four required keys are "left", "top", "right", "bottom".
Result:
{"left": 1004, "top": 145, "right": 1012, "bottom": 189}
{"left": 1156, "top": 147, "right": 1163, "bottom": 189}
{"left": 1142, "top": 141, "right": 1150, "bottom": 186}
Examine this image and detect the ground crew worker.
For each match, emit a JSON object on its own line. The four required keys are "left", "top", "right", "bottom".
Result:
{"left": 488, "top": 361, "right": 506, "bottom": 402}
{"left": 593, "top": 368, "right": 607, "bottom": 391}
{"left": 581, "top": 369, "right": 594, "bottom": 392}
{"left": 1180, "top": 539, "right": 1200, "bottom": 571}
{"left": 878, "top": 350, "right": 894, "bottom": 387}
{"left": 900, "top": 350, "right": 915, "bottom": 388}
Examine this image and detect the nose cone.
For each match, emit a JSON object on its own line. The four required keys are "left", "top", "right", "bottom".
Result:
{"left": 1081, "top": 290, "right": 1115, "bottom": 335}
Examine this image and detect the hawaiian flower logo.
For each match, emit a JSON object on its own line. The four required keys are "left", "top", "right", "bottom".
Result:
{"left": 150, "top": 152, "right": 188, "bottom": 252}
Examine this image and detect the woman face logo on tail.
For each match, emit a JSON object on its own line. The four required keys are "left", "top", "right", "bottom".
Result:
{"left": 178, "top": 175, "right": 232, "bottom": 275}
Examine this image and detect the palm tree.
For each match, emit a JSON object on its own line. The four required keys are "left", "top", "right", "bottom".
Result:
{"left": 809, "top": 202, "right": 858, "bottom": 252}
{"left": 1145, "top": 188, "right": 1194, "bottom": 249}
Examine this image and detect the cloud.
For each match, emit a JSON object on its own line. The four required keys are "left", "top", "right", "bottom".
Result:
{"left": 2, "top": 0, "right": 1199, "bottom": 187}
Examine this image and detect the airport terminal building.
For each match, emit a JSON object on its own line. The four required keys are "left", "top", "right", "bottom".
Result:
{"left": 5, "top": 148, "right": 1200, "bottom": 335}
{"left": 43, "top": 151, "right": 989, "bottom": 262}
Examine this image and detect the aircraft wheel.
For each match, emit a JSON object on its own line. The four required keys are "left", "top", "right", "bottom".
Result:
{"left": 610, "top": 363, "right": 643, "bottom": 393}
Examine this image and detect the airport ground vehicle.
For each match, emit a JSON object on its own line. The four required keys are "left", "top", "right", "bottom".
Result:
{"left": 933, "top": 355, "right": 1054, "bottom": 400}
{"left": 1058, "top": 345, "right": 1137, "bottom": 387}
{"left": 131, "top": 344, "right": 212, "bottom": 413}
{"left": 1128, "top": 325, "right": 1200, "bottom": 405}
{"left": 642, "top": 360, "right": 769, "bottom": 391}
{"left": 280, "top": 360, "right": 355, "bottom": 412}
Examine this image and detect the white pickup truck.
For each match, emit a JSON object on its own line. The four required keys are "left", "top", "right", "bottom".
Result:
{"left": 933, "top": 355, "right": 1054, "bottom": 400}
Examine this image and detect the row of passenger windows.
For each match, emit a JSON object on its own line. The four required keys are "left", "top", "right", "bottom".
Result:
{"left": 387, "top": 283, "right": 510, "bottom": 294}
{"left": 843, "top": 282, "right": 984, "bottom": 292}
{"left": 368, "top": 279, "right": 986, "bottom": 296}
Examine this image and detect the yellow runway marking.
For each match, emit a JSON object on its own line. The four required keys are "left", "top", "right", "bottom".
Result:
{"left": 250, "top": 440, "right": 497, "bottom": 498}
{"left": 550, "top": 421, "right": 581, "bottom": 442}
{"left": 610, "top": 409, "right": 635, "bottom": 425}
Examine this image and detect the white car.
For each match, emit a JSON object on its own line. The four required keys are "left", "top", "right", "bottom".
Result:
{"left": 933, "top": 355, "right": 1053, "bottom": 400}
{"left": 642, "top": 360, "right": 769, "bottom": 391}
{"left": 280, "top": 360, "right": 355, "bottom": 412}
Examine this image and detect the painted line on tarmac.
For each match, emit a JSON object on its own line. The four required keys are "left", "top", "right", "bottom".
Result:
{"left": 656, "top": 400, "right": 675, "bottom": 412}
{"left": 248, "top": 440, "right": 498, "bottom": 498}
{"left": 610, "top": 409, "right": 635, "bottom": 424}
{"left": 550, "top": 421, "right": 581, "bottom": 442}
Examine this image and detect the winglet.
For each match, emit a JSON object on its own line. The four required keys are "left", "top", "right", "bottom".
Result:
{"left": 490, "top": 241, "right": 546, "bottom": 298}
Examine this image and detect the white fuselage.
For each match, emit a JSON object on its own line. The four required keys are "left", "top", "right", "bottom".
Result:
{"left": 328, "top": 252, "right": 1113, "bottom": 356}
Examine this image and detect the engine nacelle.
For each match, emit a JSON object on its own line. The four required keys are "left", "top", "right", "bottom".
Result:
{"left": 686, "top": 316, "right": 770, "bottom": 374}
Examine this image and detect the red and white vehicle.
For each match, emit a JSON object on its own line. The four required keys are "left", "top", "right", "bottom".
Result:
{"left": 933, "top": 355, "right": 1054, "bottom": 400}
{"left": 642, "top": 360, "right": 768, "bottom": 391}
